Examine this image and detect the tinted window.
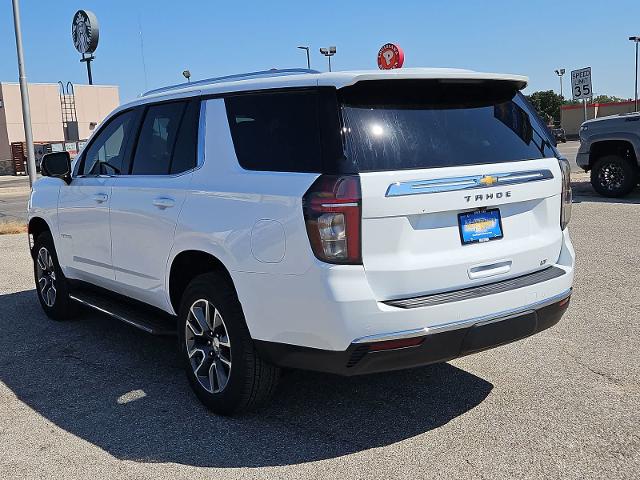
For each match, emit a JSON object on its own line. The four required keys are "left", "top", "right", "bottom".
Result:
{"left": 225, "top": 91, "right": 323, "bottom": 172}
{"left": 81, "top": 110, "right": 138, "bottom": 175}
{"left": 131, "top": 102, "right": 186, "bottom": 175}
{"left": 339, "top": 80, "right": 556, "bottom": 172}
{"left": 170, "top": 100, "right": 200, "bottom": 174}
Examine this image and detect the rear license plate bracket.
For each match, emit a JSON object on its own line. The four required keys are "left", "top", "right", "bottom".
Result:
{"left": 458, "top": 208, "right": 503, "bottom": 245}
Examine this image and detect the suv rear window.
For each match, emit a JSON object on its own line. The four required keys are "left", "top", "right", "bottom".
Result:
{"left": 339, "top": 80, "right": 556, "bottom": 172}
{"left": 223, "top": 82, "right": 554, "bottom": 175}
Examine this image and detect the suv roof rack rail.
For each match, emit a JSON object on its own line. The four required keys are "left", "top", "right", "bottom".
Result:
{"left": 141, "top": 68, "right": 321, "bottom": 97}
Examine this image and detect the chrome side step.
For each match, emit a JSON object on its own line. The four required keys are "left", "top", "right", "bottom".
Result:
{"left": 69, "top": 290, "right": 176, "bottom": 336}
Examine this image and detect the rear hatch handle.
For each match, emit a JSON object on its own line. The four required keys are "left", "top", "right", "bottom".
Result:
{"left": 468, "top": 260, "right": 512, "bottom": 280}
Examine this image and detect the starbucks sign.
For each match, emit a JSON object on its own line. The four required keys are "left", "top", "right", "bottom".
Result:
{"left": 72, "top": 10, "right": 99, "bottom": 54}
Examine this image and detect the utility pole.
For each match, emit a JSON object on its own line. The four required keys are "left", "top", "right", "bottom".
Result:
{"left": 11, "top": 0, "right": 37, "bottom": 187}
{"left": 297, "top": 46, "right": 311, "bottom": 69}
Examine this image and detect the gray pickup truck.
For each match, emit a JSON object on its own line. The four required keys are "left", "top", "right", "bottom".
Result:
{"left": 577, "top": 112, "right": 640, "bottom": 197}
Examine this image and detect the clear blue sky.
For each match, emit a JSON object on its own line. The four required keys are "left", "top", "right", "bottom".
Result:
{"left": 1, "top": 0, "right": 639, "bottom": 103}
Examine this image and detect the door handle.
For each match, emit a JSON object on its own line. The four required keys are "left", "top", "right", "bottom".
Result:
{"left": 152, "top": 197, "right": 175, "bottom": 209}
{"left": 92, "top": 193, "right": 108, "bottom": 203}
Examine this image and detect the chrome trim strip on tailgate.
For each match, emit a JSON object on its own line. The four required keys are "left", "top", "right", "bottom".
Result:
{"left": 352, "top": 288, "right": 571, "bottom": 344}
{"left": 385, "top": 266, "right": 565, "bottom": 309}
{"left": 385, "top": 169, "right": 554, "bottom": 197}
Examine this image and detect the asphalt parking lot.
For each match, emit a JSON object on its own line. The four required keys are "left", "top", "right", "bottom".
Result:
{"left": 0, "top": 175, "right": 639, "bottom": 479}
{"left": 558, "top": 140, "right": 582, "bottom": 173}
{"left": 0, "top": 176, "right": 31, "bottom": 224}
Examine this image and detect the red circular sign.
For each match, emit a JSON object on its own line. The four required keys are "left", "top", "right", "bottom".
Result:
{"left": 377, "top": 43, "right": 404, "bottom": 70}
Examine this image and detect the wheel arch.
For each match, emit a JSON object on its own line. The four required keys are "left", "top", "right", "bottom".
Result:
{"left": 28, "top": 217, "right": 52, "bottom": 258}
{"left": 168, "top": 249, "right": 237, "bottom": 316}
{"left": 589, "top": 138, "right": 639, "bottom": 169}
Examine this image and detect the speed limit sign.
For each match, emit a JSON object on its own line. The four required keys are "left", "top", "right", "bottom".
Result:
{"left": 571, "top": 67, "right": 592, "bottom": 100}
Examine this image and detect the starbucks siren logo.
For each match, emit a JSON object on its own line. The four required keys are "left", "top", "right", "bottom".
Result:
{"left": 72, "top": 10, "right": 99, "bottom": 54}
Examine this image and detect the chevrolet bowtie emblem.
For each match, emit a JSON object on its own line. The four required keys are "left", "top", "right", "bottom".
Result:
{"left": 478, "top": 175, "right": 498, "bottom": 186}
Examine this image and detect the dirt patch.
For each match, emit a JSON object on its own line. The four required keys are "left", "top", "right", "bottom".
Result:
{"left": 0, "top": 221, "right": 27, "bottom": 235}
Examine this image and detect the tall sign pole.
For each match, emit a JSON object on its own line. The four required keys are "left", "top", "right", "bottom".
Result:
{"left": 636, "top": 38, "right": 638, "bottom": 112}
{"left": 72, "top": 10, "right": 100, "bottom": 85}
{"left": 630, "top": 36, "right": 640, "bottom": 112}
{"left": 11, "top": 0, "right": 37, "bottom": 187}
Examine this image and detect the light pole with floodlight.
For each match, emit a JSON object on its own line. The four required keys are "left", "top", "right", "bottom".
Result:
{"left": 297, "top": 46, "right": 310, "bottom": 69}
{"left": 554, "top": 68, "right": 565, "bottom": 99}
{"left": 319, "top": 46, "right": 336, "bottom": 72}
{"left": 630, "top": 36, "right": 640, "bottom": 112}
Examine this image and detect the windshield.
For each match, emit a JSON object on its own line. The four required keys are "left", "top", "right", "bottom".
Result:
{"left": 338, "top": 80, "right": 556, "bottom": 172}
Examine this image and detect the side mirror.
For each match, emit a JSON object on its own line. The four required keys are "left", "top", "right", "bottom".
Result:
{"left": 41, "top": 151, "right": 71, "bottom": 184}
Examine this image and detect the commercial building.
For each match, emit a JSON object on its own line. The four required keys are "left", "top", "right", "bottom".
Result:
{"left": 561, "top": 99, "right": 638, "bottom": 137}
{"left": 0, "top": 82, "right": 119, "bottom": 175}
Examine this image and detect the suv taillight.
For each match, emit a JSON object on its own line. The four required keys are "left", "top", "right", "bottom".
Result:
{"left": 303, "top": 175, "right": 362, "bottom": 264}
{"left": 559, "top": 158, "right": 572, "bottom": 230}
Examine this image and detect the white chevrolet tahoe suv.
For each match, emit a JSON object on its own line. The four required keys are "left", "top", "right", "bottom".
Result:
{"left": 29, "top": 68, "right": 575, "bottom": 415}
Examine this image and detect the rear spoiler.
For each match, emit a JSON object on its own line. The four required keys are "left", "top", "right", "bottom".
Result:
{"left": 319, "top": 69, "right": 528, "bottom": 91}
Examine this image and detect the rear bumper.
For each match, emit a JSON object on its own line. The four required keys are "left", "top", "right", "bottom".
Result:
{"left": 254, "top": 291, "right": 571, "bottom": 376}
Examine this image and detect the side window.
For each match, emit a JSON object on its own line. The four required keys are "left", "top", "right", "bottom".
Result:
{"left": 81, "top": 110, "right": 138, "bottom": 175}
{"left": 516, "top": 93, "right": 558, "bottom": 158}
{"left": 224, "top": 91, "right": 323, "bottom": 173}
{"left": 130, "top": 102, "right": 186, "bottom": 175}
{"left": 170, "top": 100, "right": 200, "bottom": 174}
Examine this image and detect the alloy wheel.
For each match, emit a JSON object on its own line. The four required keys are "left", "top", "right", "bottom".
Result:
{"left": 36, "top": 247, "right": 57, "bottom": 307}
{"left": 185, "top": 299, "right": 232, "bottom": 393}
{"left": 598, "top": 162, "right": 625, "bottom": 191}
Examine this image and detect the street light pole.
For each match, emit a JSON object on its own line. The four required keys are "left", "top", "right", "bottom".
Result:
{"left": 297, "top": 46, "right": 311, "bottom": 69}
{"left": 319, "top": 46, "right": 336, "bottom": 72}
{"left": 11, "top": 0, "right": 37, "bottom": 187}
{"left": 630, "top": 36, "right": 640, "bottom": 112}
{"left": 554, "top": 68, "right": 565, "bottom": 99}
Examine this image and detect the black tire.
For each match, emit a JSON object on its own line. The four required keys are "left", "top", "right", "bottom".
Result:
{"left": 590, "top": 155, "right": 638, "bottom": 198}
{"left": 33, "top": 231, "right": 76, "bottom": 321}
{"left": 177, "top": 272, "right": 280, "bottom": 415}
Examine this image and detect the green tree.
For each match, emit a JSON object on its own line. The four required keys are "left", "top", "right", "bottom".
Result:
{"left": 526, "top": 90, "right": 563, "bottom": 123}
{"left": 592, "top": 95, "right": 627, "bottom": 104}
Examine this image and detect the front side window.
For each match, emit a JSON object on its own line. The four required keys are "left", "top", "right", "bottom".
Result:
{"left": 131, "top": 102, "right": 186, "bottom": 175}
{"left": 81, "top": 109, "right": 138, "bottom": 175}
